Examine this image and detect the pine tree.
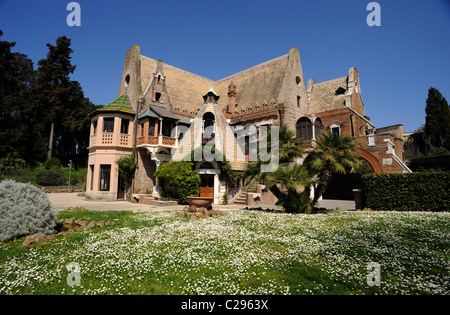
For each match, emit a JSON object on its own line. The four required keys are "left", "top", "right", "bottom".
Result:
{"left": 31, "top": 36, "right": 95, "bottom": 166}
{"left": 424, "top": 87, "right": 450, "bottom": 151}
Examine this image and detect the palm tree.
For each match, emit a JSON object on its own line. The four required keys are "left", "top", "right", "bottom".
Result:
{"left": 269, "top": 125, "right": 304, "bottom": 164}
{"left": 305, "top": 131, "right": 361, "bottom": 207}
{"left": 244, "top": 126, "right": 304, "bottom": 185}
{"left": 265, "top": 163, "right": 314, "bottom": 214}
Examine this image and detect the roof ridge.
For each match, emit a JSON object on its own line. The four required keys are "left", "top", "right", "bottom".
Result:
{"left": 116, "top": 94, "right": 125, "bottom": 111}
{"left": 216, "top": 53, "right": 289, "bottom": 84}
{"left": 140, "top": 55, "right": 215, "bottom": 83}
{"left": 313, "top": 76, "right": 348, "bottom": 86}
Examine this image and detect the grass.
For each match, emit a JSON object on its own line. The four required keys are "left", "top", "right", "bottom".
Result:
{"left": 0, "top": 209, "right": 449, "bottom": 295}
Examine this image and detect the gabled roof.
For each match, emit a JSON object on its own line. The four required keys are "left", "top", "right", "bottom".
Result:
{"left": 307, "top": 76, "right": 348, "bottom": 114}
{"left": 139, "top": 52, "right": 290, "bottom": 118}
{"left": 95, "top": 94, "right": 135, "bottom": 115}
{"left": 139, "top": 105, "right": 181, "bottom": 121}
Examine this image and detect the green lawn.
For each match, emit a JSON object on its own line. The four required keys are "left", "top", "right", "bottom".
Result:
{"left": 0, "top": 209, "right": 449, "bottom": 295}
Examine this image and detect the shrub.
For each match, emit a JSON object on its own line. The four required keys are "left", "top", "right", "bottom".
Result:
{"left": 44, "top": 157, "right": 62, "bottom": 170}
{"left": 362, "top": 172, "right": 450, "bottom": 212}
{"left": 154, "top": 161, "right": 200, "bottom": 204}
{"left": 116, "top": 155, "right": 136, "bottom": 199}
{"left": 34, "top": 167, "right": 65, "bottom": 186}
{"left": 0, "top": 179, "right": 57, "bottom": 242}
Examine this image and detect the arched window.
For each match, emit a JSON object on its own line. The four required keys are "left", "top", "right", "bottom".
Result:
{"left": 203, "top": 112, "right": 215, "bottom": 138}
{"left": 296, "top": 117, "right": 313, "bottom": 141}
{"left": 314, "top": 118, "right": 323, "bottom": 139}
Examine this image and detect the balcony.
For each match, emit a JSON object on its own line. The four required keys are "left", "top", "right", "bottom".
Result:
{"left": 89, "top": 133, "right": 132, "bottom": 148}
{"left": 137, "top": 135, "right": 177, "bottom": 147}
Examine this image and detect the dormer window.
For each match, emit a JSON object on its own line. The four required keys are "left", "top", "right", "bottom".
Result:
{"left": 203, "top": 112, "right": 215, "bottom": 138}
{"left": 329, "top": 122, "right": 342, "bottom": 135}
{"left": 335, "top": 87, "right": 346, "bottom": 96}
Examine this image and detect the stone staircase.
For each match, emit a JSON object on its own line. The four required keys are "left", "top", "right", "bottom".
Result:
{"left": 233, "top": 188, "right": 257, "bottom": 205}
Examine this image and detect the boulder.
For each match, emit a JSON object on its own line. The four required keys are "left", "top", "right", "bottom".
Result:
{"left": 196, "top": 212, "right": 206, "bottom": 219}
{"left": 22, "top": 234, "right": 55, "bottom": 247}
{"left": 187, "top": 205, "right": 198, "bottom": 212}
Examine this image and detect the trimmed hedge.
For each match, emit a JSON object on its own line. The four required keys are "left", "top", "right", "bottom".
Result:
{"left": 362, "top": 172, "right": 450, "bottom": 212}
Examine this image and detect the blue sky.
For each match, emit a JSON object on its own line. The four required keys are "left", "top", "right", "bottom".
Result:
{"left": 0, "top": 0, "right": 449, "bottom": 132}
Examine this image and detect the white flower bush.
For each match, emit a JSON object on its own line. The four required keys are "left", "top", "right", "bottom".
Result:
{"left": 0, "top": 180, "right": 57, "bottom": 243}
{"left": 0, "top": 210, "right": 449, "bottom": 295}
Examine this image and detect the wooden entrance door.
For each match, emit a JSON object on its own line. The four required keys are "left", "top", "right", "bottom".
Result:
{"left": 200, "top": 175, "right": 214, "bottom": 198}
{"left": 117, "top": 176, "right": 125, "bottom": 200}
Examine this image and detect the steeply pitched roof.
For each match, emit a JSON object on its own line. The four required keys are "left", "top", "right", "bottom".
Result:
{"left": 139, "top": 53, "right": 290, "bottom": 118}
{"left": 140, "top": 56, "right": 214, "bottom": 117}
{"left": 96, "top": 94, "right": 135, "bottom": 115}
{"left": 139, "top": 105, "right": 181, "bottom": 120}
{"left": 307, "top": 76, "right": 348, "bottom": 114}
{"left": 215, "top": 54, "right": 289, "bottom": 113}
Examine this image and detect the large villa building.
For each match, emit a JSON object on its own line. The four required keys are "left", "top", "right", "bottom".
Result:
{"left": 86, "top": 45, "right": 411, "bottom": 203}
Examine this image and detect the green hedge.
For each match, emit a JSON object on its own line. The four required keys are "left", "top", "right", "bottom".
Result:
{"left": 362, "top": 172, "right": 450, "bottom": 212}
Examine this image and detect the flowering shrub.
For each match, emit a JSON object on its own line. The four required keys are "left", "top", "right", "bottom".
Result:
{"left": 0, "top": 179, "right": 57, "bottom": 242}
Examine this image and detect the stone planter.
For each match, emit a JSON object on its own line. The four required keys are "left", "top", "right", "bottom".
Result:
{"left": 187, "top": 197, "right": 214, "bottom": 209}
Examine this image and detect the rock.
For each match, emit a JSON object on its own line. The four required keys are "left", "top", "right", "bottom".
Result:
{"left": 196, "top": 212, "right": 205, "bottom": 219}
{"left": 22, "top": 234, "right": 55, "bottom": 247}
{"left": 211, "top": 209, "right": 222, "bottom": 216}
{"left": 97, "top": 221, "right": 105, "bottom": 228}
{"left": 105, "top": 221, "right": 115, "bottom": 226}
{"left": 187, "top": 205, "right": 197, "bottom": 212}
{"left": 64, "top": 217, "right": 76, "bottom": 224}
{"left": 197, "top": 207, "right": 207, "bottom": 214}
{"left": 179, "top": 211, "right": 186, "bottom": 218}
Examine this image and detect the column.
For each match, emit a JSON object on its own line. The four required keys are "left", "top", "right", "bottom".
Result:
{"left": 154, "top": 160, "right": 161, "bottom": 197}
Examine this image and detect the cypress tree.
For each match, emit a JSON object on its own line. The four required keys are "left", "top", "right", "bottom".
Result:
{"left": 424, "top": 87, "right": 450, "bottom": 151}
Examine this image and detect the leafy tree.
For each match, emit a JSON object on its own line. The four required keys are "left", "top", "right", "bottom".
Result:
{"left": 0, "top": 30, "right": 40, "bottom": 163}
{"left": 305, "top": 131, "right": 361, "bottom": 207}
{"left": 424, "top": 87, "right": 450, "bottom": 151}
{"left": 0, "top": 152, "right": 26, "bottom": 176}
{"left": 154, "top": 161, "right": 200, "bottom": 204}
{"left": 116, "top": 155, "right": 137, "bottom": 200}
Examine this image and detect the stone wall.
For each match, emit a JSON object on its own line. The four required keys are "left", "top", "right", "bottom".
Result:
{"left": 134, "top": 148, "right": 157, "bottom": 194}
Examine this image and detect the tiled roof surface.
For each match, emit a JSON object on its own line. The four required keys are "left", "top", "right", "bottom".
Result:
{"left": 97, "top": 94, "right": 135, "bottom": 115}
